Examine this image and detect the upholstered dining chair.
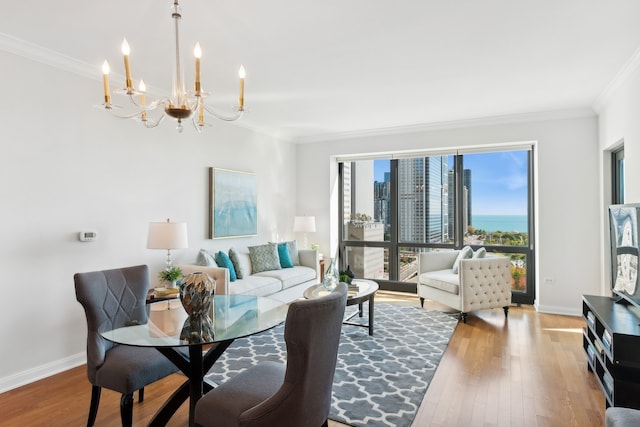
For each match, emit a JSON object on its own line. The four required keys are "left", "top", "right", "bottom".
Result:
{"left": 74, "top": 265, "right": 180, "bottom": 427}
{"left": 194, "top": 283, "right": 348, "bottom": 427}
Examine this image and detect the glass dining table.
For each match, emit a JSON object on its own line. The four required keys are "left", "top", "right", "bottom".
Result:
{"left": 101, "top": 294, "right": 288, "bottom": 427}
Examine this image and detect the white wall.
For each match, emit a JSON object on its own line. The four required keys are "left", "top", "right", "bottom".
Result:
{"left": 0, "top": 52, "right": 298, "bottom": 391}
{"left": 598, "top": 60, "right": 640, "bottom": 294}
{"left": 296, "top": 115, "right": 601, "bottom": 316}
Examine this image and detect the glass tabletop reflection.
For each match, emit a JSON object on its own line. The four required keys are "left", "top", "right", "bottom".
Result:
{"left": 101, "top": 294, "right": 288, "bottom": 347}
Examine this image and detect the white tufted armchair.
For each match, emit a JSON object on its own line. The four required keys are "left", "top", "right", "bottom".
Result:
{"left": 417, "top": 250, "right": 512, "bottom": 323}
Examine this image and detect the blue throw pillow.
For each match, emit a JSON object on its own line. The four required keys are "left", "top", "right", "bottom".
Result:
{"left": 215, "top": 251, "right": 237, "bottom": 282}
{"left": 278, "top": 242, "right": 294, "bottom": 268}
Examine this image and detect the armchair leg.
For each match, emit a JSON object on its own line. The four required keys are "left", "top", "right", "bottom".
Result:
{"left": 138, "top": 387, "right": 144, "bottom": 403}
{"left": 87, "top": 385, "right": 101, "bottom": 427}
{"left": 503, "top": 306, "right": 509, "bottom": 317}
{"left": 419, "top": 297, "right": 425, "bottom": 308}
{"left": 120, "top": 393, "right": 134, "bottom": 427}
{"left": 460, "top": 312, "right": 468, "bottom": 323}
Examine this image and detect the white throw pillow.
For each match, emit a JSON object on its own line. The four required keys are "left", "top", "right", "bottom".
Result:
{"left": 473, "top": 247, "right": 487, "bottom": 259}
{"left": 452, "top": 246, "right": 473, "bottom": 274}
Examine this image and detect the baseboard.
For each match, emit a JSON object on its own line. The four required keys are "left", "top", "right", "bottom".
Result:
{"left": 0, "top": 352, "right": 86, "bottom": 393}
{"left": 534, "top": 303, "right": 582, "bottom": 317}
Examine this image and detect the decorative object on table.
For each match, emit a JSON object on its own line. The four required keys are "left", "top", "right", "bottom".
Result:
{"left": 158, "top": 266, "right": 183, "bottom": 288}
{"left": 99, "top": 0, "right": 246, "bottom": 133}
{"left": 311, "top": 243, "right": 320, "bottom": 251}
{"left": 339, "top": 265, "right": 355, "bottom": 284}
{"left": 179, "top": 272, "right": 215, "bottom": 317}
{"left": 209, "top": 168, "right": 257, "bottom": 239}
{"left": 294, "top": 215, "right": 316, "bottom": 249}
{"left": 206, "top": 303, "right": 459, "bottom": 427}
{"left": 147, "top": 218, "right": 189, "bottom": 269}
{"left": 180, "top": 314, "right": 215, "bottom": 344}
{"left": 322, "top": 258, "right": 339, "bottom": 291}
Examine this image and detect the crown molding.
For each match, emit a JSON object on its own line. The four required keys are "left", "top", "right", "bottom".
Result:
{"left": 0, "top": 32, "right": 98, "bottom": 80}
{"left": 294, "top": 108, "right": 596, "bottom": 144}
{"left": 593, "top": 45, "right": 640, "bottom": 113}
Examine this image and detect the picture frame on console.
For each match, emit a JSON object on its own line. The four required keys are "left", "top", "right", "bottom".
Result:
{"left": 609, "top": 203, "right": 640, "bottom": 308}
{"left": 209, "top": 167, "right": 257, "bottom": 239}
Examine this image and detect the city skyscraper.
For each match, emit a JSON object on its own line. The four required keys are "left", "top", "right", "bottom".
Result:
{"left": 395, "top": 156, "right": 449, "bottom": 243}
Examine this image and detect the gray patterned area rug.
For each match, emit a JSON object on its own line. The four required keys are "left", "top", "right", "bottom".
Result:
{"left": 205, "top": 303, "right": 459, "bottom": 427}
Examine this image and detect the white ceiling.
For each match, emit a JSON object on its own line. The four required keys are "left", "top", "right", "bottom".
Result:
{"left": 3, "top": 0, "right": 640, "bottom": 142}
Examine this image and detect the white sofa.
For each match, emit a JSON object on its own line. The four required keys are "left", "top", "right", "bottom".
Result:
{"left": 178, "top": 248, "right": 320, "bottom": 304}
{"left": 417, "top": 249, "right": 512, "bottom": 323}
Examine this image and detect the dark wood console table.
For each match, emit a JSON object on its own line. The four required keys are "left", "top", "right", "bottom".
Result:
{"left": 582, "top": 295, "right": 640, "bottom": 409}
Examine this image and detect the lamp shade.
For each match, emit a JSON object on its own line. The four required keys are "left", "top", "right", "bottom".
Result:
{"left": 147, "top": 219, "right": 188, "bottom": 249}
{"left": 293, "top": 216, "right": 316, "bottom": 233}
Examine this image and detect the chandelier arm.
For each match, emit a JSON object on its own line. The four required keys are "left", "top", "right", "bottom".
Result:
{"left": 107, "top": 109, "right": 149, "bottom": 120}
{"left": 141, "top": 113, "right": 166, "bottom": 128}
{"left": 202, "top": 104, "right": 244, "bottom": 122}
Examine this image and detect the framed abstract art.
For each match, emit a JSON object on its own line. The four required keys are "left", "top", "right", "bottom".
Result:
{"left": 209, "top": 168, "right": 257, "bottom": 239}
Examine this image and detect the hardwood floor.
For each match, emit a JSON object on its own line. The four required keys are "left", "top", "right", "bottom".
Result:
{"left": 0, "top": 293, "right": 605, "bottom": 427}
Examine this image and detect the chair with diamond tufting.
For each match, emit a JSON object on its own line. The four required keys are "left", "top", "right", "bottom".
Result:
{"left": 194, "top": 282, "right": 348, "bottom": 427}
{"left": 74, "top": 264, "right": 180, "bottom": 427}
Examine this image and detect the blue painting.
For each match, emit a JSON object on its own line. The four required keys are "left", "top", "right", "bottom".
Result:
{"left": 209, "top": 168, "right": 257, "bottom": 239}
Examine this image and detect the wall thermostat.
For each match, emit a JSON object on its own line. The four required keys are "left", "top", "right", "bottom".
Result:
{"left": 79, "top": 231, "right": 98, "bottom": 242}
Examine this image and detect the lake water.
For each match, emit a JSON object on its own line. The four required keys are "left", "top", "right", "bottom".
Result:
{"left": 471, "top": 215, "right": 527, "bottom": 233}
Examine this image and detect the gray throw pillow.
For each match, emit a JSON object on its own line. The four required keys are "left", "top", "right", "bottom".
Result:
{"left": 196, "top": 249, "right": 218, "bottom": 267}
{"left": 248, "top": 243, "right": 282, "bottom": 273}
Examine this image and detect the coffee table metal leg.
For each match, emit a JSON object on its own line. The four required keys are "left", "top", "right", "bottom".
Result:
{"left": 368, "top": 295, "right": 374, "bottom": 336}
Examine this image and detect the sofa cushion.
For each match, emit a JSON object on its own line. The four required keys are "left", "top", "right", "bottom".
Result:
{"left": 253, "top": 266, "right": 316, "bottom": 290}
{"left": 452, "top": 246, "right": 473, "bottom": 274}
{"left": 419, "top": 270, "right": 460, "bottom": 295}
{"left": 229, "top": 247, "right": 252, "bottom": 279}
{"left": 249, "top": 243, "right": 282, "bottom": 273}
{"left": 196, "top": 249, "right": 218, "bottom": 267}
{"left": 277, "top": 243, "right": 294, "bottom": 268}
{"left": 230, "top": 275, "right": 282, "bottom": 297}
{"left": 215, "top": 251, "right": 237, "bottom": 282}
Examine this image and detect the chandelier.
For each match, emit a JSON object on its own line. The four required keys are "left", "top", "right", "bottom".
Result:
{"left": 100, "top": 0, "right": 245, "bottom": 133}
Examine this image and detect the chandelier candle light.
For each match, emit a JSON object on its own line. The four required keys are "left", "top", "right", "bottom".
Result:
{"left": 100, "top": 0, "right": 246, "bottom": 132}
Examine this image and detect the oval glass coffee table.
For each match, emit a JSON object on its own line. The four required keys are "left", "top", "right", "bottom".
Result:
{"left": 304, "top": 279, "right": 378, "bottom": 335}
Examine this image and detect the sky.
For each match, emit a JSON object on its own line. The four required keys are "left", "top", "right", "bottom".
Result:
{"left": 373, "top": 150, "right": 528, "bottom": 216}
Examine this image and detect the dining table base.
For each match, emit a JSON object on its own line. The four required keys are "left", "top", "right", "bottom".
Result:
{"left": 151, "top": 340, "right": 233, "bottom": 427}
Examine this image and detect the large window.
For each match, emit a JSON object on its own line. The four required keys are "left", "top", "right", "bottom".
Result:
{"left": 339, "top": 148, "right": 535, "bottom": 304}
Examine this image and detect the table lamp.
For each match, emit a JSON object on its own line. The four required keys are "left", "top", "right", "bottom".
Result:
{"left": 293, "top": 216, "right": 316, "bottom": 249}
{"left": 147, "top": 218, "right": 188, "bottom": 269}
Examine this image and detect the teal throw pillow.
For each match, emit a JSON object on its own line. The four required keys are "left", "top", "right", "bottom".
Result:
{"left": 452, "top": 246, "right": 473, "bottom": 274}
{"left": 278, "top": 242, "right": 294, "bottom": 268}
{"left": 249, "top": 243, "right": 282, "bottom": 273}
{"left": 215, "top": 251, "right": 237, "bottom": 282}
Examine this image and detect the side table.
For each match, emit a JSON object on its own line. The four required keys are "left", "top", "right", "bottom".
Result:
{"left": 304, "top": 279, "right": 378, "bottom": 335}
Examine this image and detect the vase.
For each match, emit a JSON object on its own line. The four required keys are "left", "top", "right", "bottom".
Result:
{"left": 179, "top": 272, "right": 215, "bottom": 318}
{"left": 346, "top": 265, "right": 355, "bottom": 280}
{"left": 180, "top": 315, "right": 215, "bottom": 343}
{"left": 322, "top": 258, "right": 339, "bottom": 291}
